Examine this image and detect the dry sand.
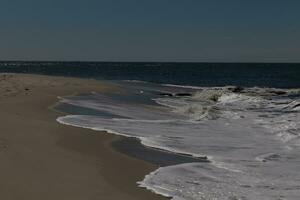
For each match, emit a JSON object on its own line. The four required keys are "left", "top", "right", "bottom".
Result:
{"left": 0, "top": 73, "right": 167, "bottom": 200}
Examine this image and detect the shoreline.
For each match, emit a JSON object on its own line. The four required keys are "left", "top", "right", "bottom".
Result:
{"left": 0, "top": 73, "right": 168, "bottom": 200}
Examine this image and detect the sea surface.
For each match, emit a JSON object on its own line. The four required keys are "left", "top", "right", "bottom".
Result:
{"left": 1, "top": 62, "right": 300, "bottom": 200}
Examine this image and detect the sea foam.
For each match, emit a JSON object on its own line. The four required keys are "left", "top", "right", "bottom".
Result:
{"left": 57, "top": 82, "right": 300, "bottom": 200}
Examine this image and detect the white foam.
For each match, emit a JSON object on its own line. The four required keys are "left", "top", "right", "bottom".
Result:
{"left": 139, "top": 162, "right": 300, "bottom": 200}
{"left": 56, "top": 85, "right": 300, "bottom": 200}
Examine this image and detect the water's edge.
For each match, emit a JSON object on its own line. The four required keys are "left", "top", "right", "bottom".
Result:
{"left": 53, "top": 81, "right": 300, "bottom": 200}
{"left": 52, "top": 96, "right": 198, "bottom": 200}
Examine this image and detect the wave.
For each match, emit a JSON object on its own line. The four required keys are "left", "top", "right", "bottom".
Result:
{"left": 56, "top": 82, "right": 300, "bottom": 200}
{"left": 139, "top": 161, "right": 300, "bottom": 200}
{"left": 162, "top": 84, "right": 204, "bottom": 90}
{"left": 57, "top": 115, "right": 208, "bottom": 159}
{"left": 283, "top": 100, "right": 300, "bottom": 111}
{"left": 123, "top": 80, "right": 150, "bottom": 83}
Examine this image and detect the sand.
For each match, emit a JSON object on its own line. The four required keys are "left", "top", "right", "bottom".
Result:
{"left": 0, "top": 73, "right": 167, "bottom": 200}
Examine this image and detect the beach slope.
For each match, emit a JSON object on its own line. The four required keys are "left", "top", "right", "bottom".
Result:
{"left": 0, "top": 73, "right": 167, "bottom": 200}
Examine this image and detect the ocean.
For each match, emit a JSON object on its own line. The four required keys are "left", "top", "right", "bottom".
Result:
{"left": 1, "top": 62, "right": 300, "bottom": 200}
{"left": 1, "top": 61, "right": 300, "bottom": 88}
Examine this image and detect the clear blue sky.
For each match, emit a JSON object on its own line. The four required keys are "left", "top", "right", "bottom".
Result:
{"left": 0, "top": 0, "right": 299, "bottom": 62}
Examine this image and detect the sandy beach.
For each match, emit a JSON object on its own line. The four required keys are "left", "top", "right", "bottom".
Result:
{"left": 0, "top": 73, "right": 167, "bottom": 200}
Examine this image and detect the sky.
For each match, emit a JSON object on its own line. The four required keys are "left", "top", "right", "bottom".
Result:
{"left": 0, "top": 0, "right": 299, "bottom": 62}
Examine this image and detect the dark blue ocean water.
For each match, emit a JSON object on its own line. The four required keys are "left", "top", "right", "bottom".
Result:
{"left": 0, "top": 61, "right": 299, "bottom": 88}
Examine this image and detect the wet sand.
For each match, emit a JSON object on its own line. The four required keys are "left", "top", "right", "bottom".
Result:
{"left": 0, "top": 73, "right": 168, "bottom": 200}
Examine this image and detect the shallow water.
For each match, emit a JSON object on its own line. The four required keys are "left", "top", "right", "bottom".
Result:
{"left": 57, "top": 81, "right": 300, "bottom": 200}
{"left": 112, "top": 137, "right": 206, "bottom": 167}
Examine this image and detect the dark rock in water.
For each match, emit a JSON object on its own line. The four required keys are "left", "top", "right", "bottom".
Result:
{"left": 175, "top": 93, "right": 192, "bottom": 97}
{"left": 158, "top": 92, "right": 174, "bottom": 97}
{"left": 228, "top": 86, "right": 244, "bottom": 93}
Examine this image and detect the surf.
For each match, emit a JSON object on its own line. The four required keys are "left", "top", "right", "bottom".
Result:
{"left": 56, "top": 81, "right": 300, "bottom": 200}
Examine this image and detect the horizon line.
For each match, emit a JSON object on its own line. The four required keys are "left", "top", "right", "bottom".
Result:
{"left": 0, "top": 60, "right": 300, "bottom": 64}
